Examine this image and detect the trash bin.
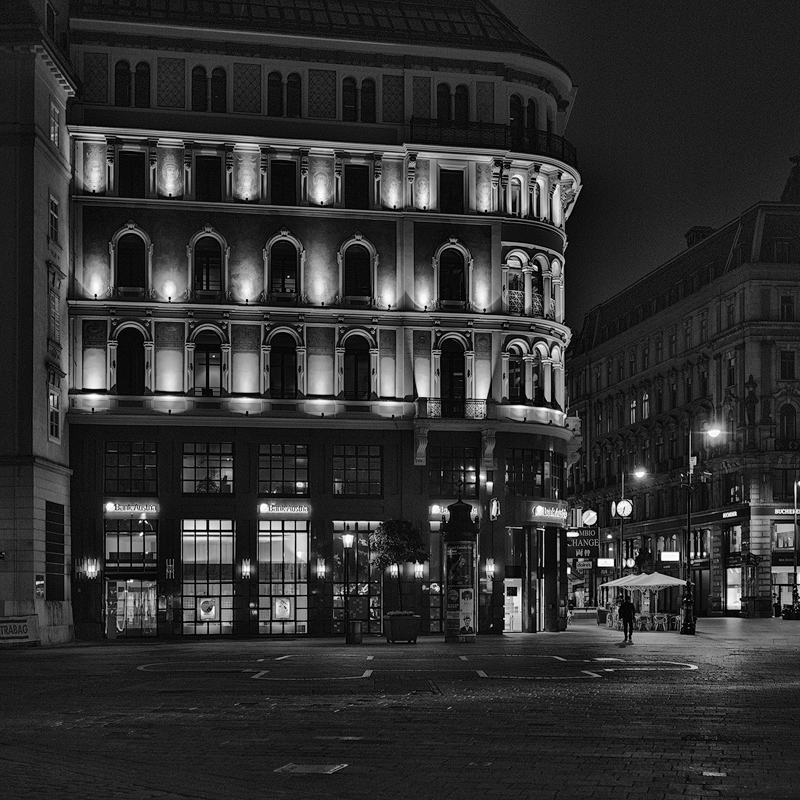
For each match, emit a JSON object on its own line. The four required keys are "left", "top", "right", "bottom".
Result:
{"left": 347, "top": 620, "right": 363, "bottom": 644}
{"left": 597, "top": 608, "right": 609, "bottom": 626}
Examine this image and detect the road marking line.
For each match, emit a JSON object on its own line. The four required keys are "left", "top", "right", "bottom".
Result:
{"left": 366, "top": 656, "right": 374, "bottom": 661}
{"left": 476, "top": 670, "right": 488, "bottom": 678}
{"left": 460, "top": 656, "right": 469, "bottom": 661}
{"left": 552, "top": 656, "right": 567, "bottom": 661}
{"left": 702, "top": 771, "right": 727, "bottom": 777}
{"left": 251, "top": 670, "right": 269, "bottom": 679}
{"left": 582, "top": 670, "right": 602, "bottom": 677}
{"left": 275, "top": 655, "right": 291, "bottom": 661}
{"left": 363, "top": 669, "right": 373, "bottom": 677}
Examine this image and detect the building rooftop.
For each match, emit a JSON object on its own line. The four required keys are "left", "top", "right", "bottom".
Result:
{"left": 72, "top": 0, "right": 556, "bottom": 63}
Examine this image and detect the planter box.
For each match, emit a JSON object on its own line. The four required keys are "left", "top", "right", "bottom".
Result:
{"left": 383, "top": 615, "right": 421, "bottom": 643}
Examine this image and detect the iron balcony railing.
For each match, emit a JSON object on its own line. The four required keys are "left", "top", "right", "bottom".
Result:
{"left": 409, "top": 118, "right": 578, "bottom": 167}
{"left": 427, "top": 399, "right": 487, "bottom": 420}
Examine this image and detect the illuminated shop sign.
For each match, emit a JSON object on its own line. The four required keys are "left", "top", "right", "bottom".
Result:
{"left": 597, "top": 558, "right": 614, "bottom": 568}
{"left": 258, "top": 502, "right": 311, "bottom": 517}
{"left": 525, "top": 501, "right": 568, "bottom": 527}
{"left": 429, "top": 501, "right": 479, "bottom": 519}
{"left": 660, "top": 551, "right": 680, "bottom": 562}
{"left": 104, "top": 500, "right": 159, "bottom": 516}
{"left": 774, "top": 508, "right": 800, "bottom": 516}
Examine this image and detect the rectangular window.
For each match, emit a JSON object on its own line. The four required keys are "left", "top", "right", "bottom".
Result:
{"left": 781, "top": 295, "right": 795, "bottom": 322}
{"left": 726, "top": 524, "right": 742, "bottom": 553}
{"left": 258, "top": 444, "right": 309, "bottom": 496}
{"left": 45, "top": 501, "right": 65, "bottom": 601}
{"left": 429, "top": 445, "right": 478, "bottom": 498}
{"left": 48, "top": 387, "right": 60, "bottom": 442}
{"left": 727, "top": 356, "right": 736, "bottom": 387}
{"left": 343, "top": 164, "right": 370, "bottom": 209}
{"left": 105, "top": 441, "right": 157, "bottom": 494}
{"left": 48, "top": 288, "right": 60, "bottom": 341}
{"left": 194, "top": 155, "right": 222, "bottom": 202}
{"left": 181, "top": 519, "right": 235, "bottom": 635}
{"left": 723, "top": 473, "right": 741, "bottom": 504}
{"left": 780, "top": 351, "right": 796, "bottom": 381}
{"left": 727, "top": 302, "right": 735, "bottom": 328}
{"left": 684, "top": 319, "right": 693, "bottom": 349}
{"left": 773, "top": 469, "right": 797, "bottom": 502}
{"left": 700, "top": 313, "right": 708, "bottom": 341}
{"left": 668, "top": 331, "right": 677, "bottom": 357}
{"left": 49, "top": 99, "right": 60, "bottom": 148}
{"left": 182, "top": 442, "right": 233, "bottom": 493}
{"left": 105, "top": 519, "right": 157, "bottom": 570}
{"left": 505, "top": 448, "right": 543, "bottom": 497}
{"left": 117, "top": 151, "right": 147, "bottom": 198}
{"left": 270, "top": 160, "right": 297, "bottom": 205}
{"left": 642, "top": 346, "right": 649, "bottom": 370}
{"left": 628, "top": 352, "right": 635, "bottom": 377}
{"left": 48, "top": 196, "right": 59, "bottom": 242}
{"left": 773, "top": 523, "right": 795, "bottom": 550}
{"left": 774, "top": 240, "right": 791, "bottom": 264}
{"left": 258, "top": 520, "right": 309, "bottom": 635}
{"left": 439, "top": 169, "right": 465, "bottom": 214}
{"left": 333, "top": 444, "right": 382, "bottom": 496}
{"left": 655, "top": 338, "right": 663, "bottom": 363}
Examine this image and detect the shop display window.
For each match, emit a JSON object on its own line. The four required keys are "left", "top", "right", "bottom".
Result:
{"left": 726, "top": 567, "right": 742, "bottom": 611}
{"left": 258, "top": 520, "right": 309, "bottom": 634}
{"left": 773, "top": 523, "right": 795, "bottom": 550}
{"left": 332, "top": 445, "right": 382, "bottom": 496}
{"left": 181, "top": 519, "right": 234, "bottom": 634}
{"left": 105, "top": 519, "right": 157, "bottom": 569}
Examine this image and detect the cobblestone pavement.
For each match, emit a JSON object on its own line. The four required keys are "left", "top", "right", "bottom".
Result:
{"left": 2, "top": 617, "right": 799, "bottom": 800}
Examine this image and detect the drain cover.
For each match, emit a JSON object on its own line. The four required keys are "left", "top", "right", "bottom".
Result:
{"left": 274, "top": 763, "right": 348, "bottom": 775}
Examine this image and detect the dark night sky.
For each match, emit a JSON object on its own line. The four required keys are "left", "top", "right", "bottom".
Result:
{"left": 495, "top": 0, "right": 800, "bottom": 330}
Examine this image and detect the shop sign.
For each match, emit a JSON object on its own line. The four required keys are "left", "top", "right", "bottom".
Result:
{"left": 430, "top": 501, "right": 479, "bottom": 520}
{"left": 576, "top": 560, "right": 594, "bottom": 571}
{"left": 525, "top": 501, "right": 568, "bottom": 527}
{"left": 258, "top": 501, "right": 311, "bottom": 517}
{"left": 566, "top": 529, "right": 599, "bottom": 559}
{"left": 716, "top": 505, "right": 750, "bottom": 521}
{"left": 774, "top": 508, "right": 800, "bottom": 516}
{"left": 772, "top": 552, "right": 799, "bottom": 567}
{"left": 660, "top": 551, "right": 680, "bottom": 562}
{"left": 104, "top": 500, "right": 159, "bottom": 517}
{"left": 597, "top": 557, "right": 614, "bottom": 568}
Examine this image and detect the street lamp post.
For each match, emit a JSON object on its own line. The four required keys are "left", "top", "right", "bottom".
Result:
{"left": 681, "top": 424, "right": 720, "bottom": 635}
{"left": 342, "top": 531, "right": 355, "bottom": 642}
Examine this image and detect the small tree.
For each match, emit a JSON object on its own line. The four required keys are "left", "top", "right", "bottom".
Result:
{"left": 369, "top": 518, "right": 429, "bottom": 612}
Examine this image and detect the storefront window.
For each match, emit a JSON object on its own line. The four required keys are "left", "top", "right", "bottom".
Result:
{"left": 333, "top": 521, "right": 382, "bottom": 635}
{"left": 257, "top": 520, "right": 309, "bottom": 634}
{"left": 106, "top": 579, "right": 157, "bottom": 637}
{"left": 726, "top": 524, "right": 742, "bottom": 553}
{"left": 332, "top": 444, "right": 382, "bottom": 496}
{"left": 429, "top": 446, "right": 478, "bottom": 498}
{"left": 105, "top": 519, "right": 157, "bottom": 569}
{"left": 773, "top": 523, "right": 795, "bottom": 549}
{"left": 726, "top": 567, "right": 742, "bottom": 611}
{"left": 181, "top": 519, "right": 234, "bottom": 634}
{"left": 104, "top": 441, "right": 157, "bottom": 494}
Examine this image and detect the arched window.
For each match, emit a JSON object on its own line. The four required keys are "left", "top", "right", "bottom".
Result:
{"left": 439, "top": 248, "right": 466, "bottom": 304}
{"left": 344, "top": 244, "right": 371, "bottom": 298}
{"left": 510, "top": 178, "right": 522, "bottom": 217}
{"left": 437, "top": 82, "right": 451, "bottom": 123}
{"left": 194, "top": 237, "right": 222, "bottom": 292}
{"left": 270, "top": 333, "right": 297, "bottom": 399}
{"left": 509, "top": 94, "right": 524, "bottom": 148}
{"left": 270, "top": 241, "right": 298, "bottom": 294}
{"left": 342, "top": 77, "right": 358, "bottom": 121}
{"left": 441, "top": 339, "right": 466, "bottom": 417}
{"left": 547, "top": 108, "right": 554, "bottom": 134}
{"left": 629, "top": 397, "right": 637, "bottom": 424}
{"left": 114, "top": 61, "right": 131, "bottom": 107}
{"left": 134, "top": 62, "right": 150, "bottom": 108}
{"left": 116, "top": 328, "right": 145, "bottom": 395}
{"left": 117, "top": 233, "right": 146, "bottom": 291}
{"left": 210, "top": 67, "right": 226, "bottom": 113}
{"left": 526, "top": 99, "right": 538, "bottom": 140}
{"left": 286, "top": 73, "right": 301, "bottom": 117}
{"left": 780, "top": 404, "right": 797, "bottom": 441}
{"left": 642, "top": 391, "right": 650, "bottom": 419}
{"left": 194, "top": 330, "right": 222, "bottom": 396}
{"left": 344, "top": 336, "right": 370, "bottom": 400}
{"left": 191, "top": 66, "right": 208, "bottom": 112}
{"left": 267, "top": 72, "right": 284, "bottom": 116}
{"left": 508, "top": 347, "right": 526, "bottom": 402}
{"left": 361, "top": 78, "right": 376, "bottom": 123}
{"left": 454, "top": 85, "right": 469, "bottom": 124}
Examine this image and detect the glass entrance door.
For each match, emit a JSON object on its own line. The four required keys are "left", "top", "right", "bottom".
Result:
{"left": 106, "top": 579, "right": 157, "bottom": 637}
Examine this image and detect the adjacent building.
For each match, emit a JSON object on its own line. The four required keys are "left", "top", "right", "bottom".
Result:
{"left": 1, "top": 1, "right": 583, "bottom": 642}
{"left": 568, "top": 161, "right": 800, "bottom": 619}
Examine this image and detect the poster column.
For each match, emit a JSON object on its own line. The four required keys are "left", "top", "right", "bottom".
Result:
{"left": 443, "top": 498, "right": 479, "bottom": 643}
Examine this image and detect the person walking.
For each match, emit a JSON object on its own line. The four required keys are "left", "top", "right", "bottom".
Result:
{"left": 619, "top": 596, "right": 636, "bottom": 644}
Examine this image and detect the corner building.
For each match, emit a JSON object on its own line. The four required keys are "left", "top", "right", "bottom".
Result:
{"left": 62, "top": 0, "right": 581, "bottom": 639}
{"left": 568, "top": 164, "right": 800, "bottom": 619}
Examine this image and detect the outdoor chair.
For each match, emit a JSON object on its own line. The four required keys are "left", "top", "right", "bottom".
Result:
{"left": 635, "top": 613, "right": 652, "bottom": 631}
{"left": 652, "top": 613, "right": 668, "bottom": 631}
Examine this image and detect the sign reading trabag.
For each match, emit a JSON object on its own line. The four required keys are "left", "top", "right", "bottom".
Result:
{"left": 525, "top": 501, "right": 568, "bottom": 528}
{"left": 0, "top": 616, "right": 39, "bottom": 645}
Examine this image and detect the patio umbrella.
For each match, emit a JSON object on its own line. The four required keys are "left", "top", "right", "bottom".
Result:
{"left": 599, "top": 572, "right": 687, "bottom": 612}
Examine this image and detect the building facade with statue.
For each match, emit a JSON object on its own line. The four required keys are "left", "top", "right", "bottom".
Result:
{"left": 568, "top": 161, "right": 800, "bottom": 619}
{"left": 1, "top": 0, "right": 583, "bottom": 643}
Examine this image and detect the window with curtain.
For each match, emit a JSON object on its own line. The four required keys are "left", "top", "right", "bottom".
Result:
{"left": 269, "top": 333, "right": 297, "bottom": 399}
{"left": 270, "top": 240, "right": 298, "bottom": 294}
{"left": 194, "top": 236, "right": 222, "bottom": 291}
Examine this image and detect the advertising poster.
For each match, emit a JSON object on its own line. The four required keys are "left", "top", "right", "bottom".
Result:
{"left": 445, "top": 542, "right": 476, "bottom": 641}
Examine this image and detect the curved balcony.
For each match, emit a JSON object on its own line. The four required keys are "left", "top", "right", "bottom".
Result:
{"left": 409, "top": 118, "right": 577, "bottom": 167}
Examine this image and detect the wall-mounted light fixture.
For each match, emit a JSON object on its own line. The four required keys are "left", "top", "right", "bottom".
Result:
{"left": 414, "top": 562, "right": 424, "bottom": 579}
{"left": 486, "top": 558, "right": 495, "bottom": 580}
{"left": 241, "top": 558, "right": 252, "bottom": 579}
{"left": 390, "top": 564, "right": 399, "bottom": 578}
{"left": 316, "top": 557, "right": 326, "bottom": 580}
